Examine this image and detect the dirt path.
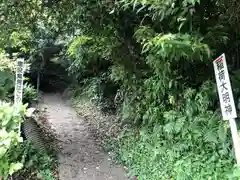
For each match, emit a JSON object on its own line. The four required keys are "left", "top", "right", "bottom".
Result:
{"left": 41, "top": 93, "right": 128, "bottom": 180}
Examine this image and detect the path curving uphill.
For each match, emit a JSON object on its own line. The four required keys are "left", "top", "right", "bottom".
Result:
{"left": 40, "top": 93, "right": 128, "bottom": 180}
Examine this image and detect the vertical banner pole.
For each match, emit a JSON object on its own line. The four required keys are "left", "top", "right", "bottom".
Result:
{"left": 229, "top": 118, "right": 240, "bottom": 165}
{"left": 14, "top": 58, "right": 25, "bottom": 135}
{"left": 213, "top": 53, "right": 240, "bottom": 165}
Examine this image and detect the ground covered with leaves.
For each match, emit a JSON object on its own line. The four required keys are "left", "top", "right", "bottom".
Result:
{"left": 39, "top": 93, "right": 128, "bottom": 180}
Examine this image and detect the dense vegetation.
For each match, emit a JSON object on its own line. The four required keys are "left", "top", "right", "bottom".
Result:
{"left": 2, "top": 0, "right": 240, "bottom": 179}
{"left": 0, "top": 53, "right": 56, "bottom": 179}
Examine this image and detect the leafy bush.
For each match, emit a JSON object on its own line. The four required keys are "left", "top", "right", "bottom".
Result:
{"left": 114, "top": 118, "right": 237, "bottom": 179}
{"left": 0, "top": 102, "right": 26, "bottom": 179}
{"left": 0, "top": 101, "right": 56, "bottom": 180}
{"left": 11, "top": 141, "right": 57, "bottom": 180}
{"left": 22, "top": 83, "right": 37, "bottom": 104}
{"left": 0, "top": 53, "right": 15, "bottom": 101}
{"left": 108, "top": 83, "right": 240, "bottom": 179}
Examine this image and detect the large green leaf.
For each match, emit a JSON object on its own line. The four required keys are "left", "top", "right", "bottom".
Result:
{"left": 9, "top": 162, "right": 23, "bottom": 175}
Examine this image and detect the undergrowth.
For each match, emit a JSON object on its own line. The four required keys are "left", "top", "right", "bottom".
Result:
{"left": 0, "top": 53, "right": 56, "bottom": 180}
{"left": 107, "top": 125, "right": 240, "bottom": 180}
{"left": 3, "top": 0, "right": 240, "bottom": 179}
{"left": 102, "top": 84, "right": 240, "bottom": 179}
{"left": 69, "top": 80, "right": 240, "bottom": 179}
{"left": 65, "top": 87, "right": 122, "bottom": 141}
{"left": 12, "top": 141, "right": 57, "bottom": 180}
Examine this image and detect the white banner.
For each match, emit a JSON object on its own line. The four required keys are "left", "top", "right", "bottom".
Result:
{"left": 14, "top": 58, "right": 24, "bottom": 105}
{"left": 213, "top": 53, "right": 237, "bottom": 120}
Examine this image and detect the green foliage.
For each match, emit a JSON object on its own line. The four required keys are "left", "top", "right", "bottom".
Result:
{"left": 114, "top": 119, "right": 236, "bottom": 179}
{"left": 119, "top": 0, "right": 200, "bottom": 23}
{"left": 22, "top": 83, "right": 37, "bottom": 104}
{"left": 10, "top": 31, "right": 33, "bottom": 52}
{"left": 0, "top": 53, "right": 15, "bottom": 100}
{"left": 0, "top": 102, "right": 26, "bottom": 179}
{"left": 61, "top": 0, "right": 240, "bottom": 178}
{"left": 0, "top": 53, "right": 15, "bottom": 72}
{"left": 139, "top": 32, "right": 211, "bottom": 63}
{"left": 67, "top": 36, "right": 93, "bottom": 58}
{"left": 107, "top": 84, "right": 239, "bottom": 179}
{"left": 0, "top": 98, "right": 55, "bottom": 180}
{"left": 11, "top": 141, "right": 57, "bottom": 180}
{"left": 0, "top": 52, "right": 37, "bottom": 104}
{"left": 0, "top": 53, "right": 47, "bottom": 179}
{"left": 67, "top": 27, "right": 119, "bottom": 82}
{"left": 2, "top": 0, "right": 240, "bottom": 179}
{"left": 38, "top": 169, "right": 55, "bottom": 180}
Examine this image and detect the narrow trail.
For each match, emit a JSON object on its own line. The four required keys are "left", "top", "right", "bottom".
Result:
{"left": 41, "top": 93, "right": 128, "bottom": 180}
